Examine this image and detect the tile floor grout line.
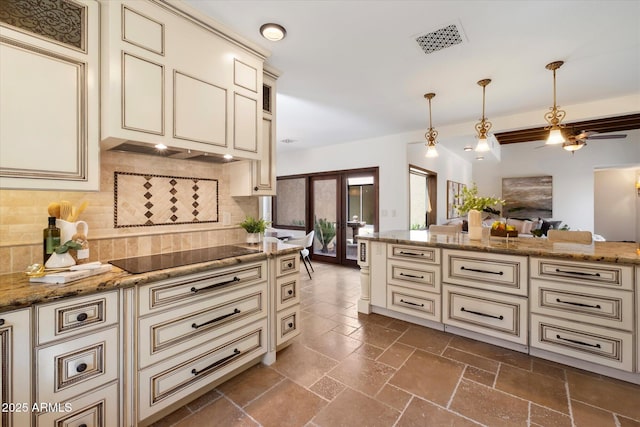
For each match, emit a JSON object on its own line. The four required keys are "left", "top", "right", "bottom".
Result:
{"left": 564, "top": 377, "right": 577, "bottom": 427}
{"left": 446, "top": 363, "right": 466, "bottom": 409}
{"left": 492, "top": 362, "right": 501, "bottom": 388}
{"left": 221, "top": 393, "right": 264, "bottom": 427}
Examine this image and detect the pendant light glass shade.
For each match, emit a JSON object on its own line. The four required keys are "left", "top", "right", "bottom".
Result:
{"left": 424, "top": 93, "right": 439, "bottom": 158}
{"left": 544, "top": 61, "right": 566, "bottom": 145}
{"left": 475, "top": 79, "right": 493, "bottom": 152}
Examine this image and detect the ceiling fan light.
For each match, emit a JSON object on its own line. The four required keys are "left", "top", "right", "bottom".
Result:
{"left": 562, "top": 141, "right": 585, "bottom": 151}
{"left": 425, "top": 144, "right": 439, "bottom": 158}
{"left": 475, "top": 137, "right": 490, "bottom": 152}
{"left": 546, "top": 127, "right": 565, "bottom": 145}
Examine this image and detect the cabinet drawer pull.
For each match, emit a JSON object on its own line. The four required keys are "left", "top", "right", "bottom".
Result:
{"left": 191, "top": 308, "right": 241, "bottom": 329}
{"left": 287, "top": 289, "right": 294, "bottom": 295}
{"left": 0, "top": 319, "right": 4, "bottom": 326}
{"left": 400, "top": 272, "right": 424, "bottom": 279}
{"left": 287, "top": 262, "right": 293, "bottom": 268}
{"left": 555, "top": 298, "right": 601, "bottom": 309}
{"left": 191, "top": 348, "right": 241, "bottom": 376}
{"left": 76, "top": 363, "right": 88, "bottom": 373}
{"left": 555, "top": 334, "right": 601, "bottom": 348}
{"left": 79, "top": 424, "right": 87, "bottom": 427}
{"left": 460, "top": 266, "right": 504, "bottom": 275}
{"left": 460, "top": 307, "right": 504, "bottom": 320}
{"left": 287, "top": 322, "right": 294, "bottom": 328}
{"left": 399, "top": 251, "right": 424, "bottom": 257}
{"left": 400, "top": 299, "right": 424, "bottom": 307}
{"left": 555, "top": 268, "right": 601, "bottom": 277}
{"left": 76, "top": 312, "right": 88, "bottom": 322}
{"left": 191, "top": 276, "right": 240, "bottom": 293}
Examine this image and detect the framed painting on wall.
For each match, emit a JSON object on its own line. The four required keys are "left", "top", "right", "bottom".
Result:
{"left": 502, "top": 175, "right": 552, "bottom": 219}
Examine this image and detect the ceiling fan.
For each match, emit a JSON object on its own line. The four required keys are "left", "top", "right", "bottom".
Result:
{"left": 536, "top": 129, "right": 627, "bottom": 152}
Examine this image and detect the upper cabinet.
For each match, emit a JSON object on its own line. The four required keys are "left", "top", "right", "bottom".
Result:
{"left": 100, "top": 0, "right": 268, "bottom": 161}
{"left": 0, "top": 0, "right": 100, "bottom": 190}
{"left": 230, "top": 66, "right": 280, "bottom": 196}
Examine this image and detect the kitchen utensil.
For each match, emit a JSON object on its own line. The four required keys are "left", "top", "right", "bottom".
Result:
{"left": 25, "top": 263, "right": 46, "bottom": 277}
{"left": 71, "top": 201, "right": 88, "bottom": 222}
{"left": 60, "top": 200, "right": 72, "bottom": 221}
{"left": 47, "top": 202, "right": 60, "bottom": 219}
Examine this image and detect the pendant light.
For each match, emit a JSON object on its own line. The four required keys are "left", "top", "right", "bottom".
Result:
{"left": 475, "top": 79, "right": 492, "bottom": 152}
{"left": 544, "top": 61, "right": 566, "bottom": 144}
{"left": 424, "top": 93, "right": 439, "bottom": 158}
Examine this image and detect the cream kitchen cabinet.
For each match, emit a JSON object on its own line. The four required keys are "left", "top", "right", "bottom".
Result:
{"left": 132, "top": 261, "right": 269, "bottom": 426}
{"left": 530, "top": 257, "right": 635, "bottom": 372}
{"left": 33, "top": 291, "right": 120, "bottom": 427}
{"left": 101, "top": 0, "right": 268, "bottom": 160}
{"left": 272, "top": 252, "right": 301, "bottom": 351}
{"left": 0, "top": 0, "right": 100, "bottom": 190}
{"left": 0, "top": 308, "right": 31, "bottom": 427}
{"left": 386, "top": 244, "right": 441, "bottom": 322}
{"left": 442, "top": 249, "right": 528, "bottom": 347}
{"left": 229, "top": 66, "right": 280, "bottom": 196}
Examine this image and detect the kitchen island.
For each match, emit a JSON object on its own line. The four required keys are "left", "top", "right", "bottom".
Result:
{"left": 0, "top": 240, "right": 301, "bottom": 427}
{"left": 357, "top": 230, "right": 639, "bottom": 384}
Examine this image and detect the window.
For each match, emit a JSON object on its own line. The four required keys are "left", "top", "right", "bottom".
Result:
{"left": 274, "top": 177, "right": 306, "bottom": 227}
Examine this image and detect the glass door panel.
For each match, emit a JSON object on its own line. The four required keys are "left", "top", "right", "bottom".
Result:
{"left": 312, "top": 176, "right": 339, "bottom": 262}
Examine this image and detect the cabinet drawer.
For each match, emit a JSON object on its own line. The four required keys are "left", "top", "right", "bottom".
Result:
{"left": 387, "top": 259, "right": 440, "bottom": 293}
{"left": 387, "top": 285, "right": 440, "bottom": 322}
{"left": 138, "top": 261, "right": 267, "bottom": 315}
{"left": 35, "top": 381, "right": 118, "bottom": 427}
{"left": 443, "top": 249, "right": 527, "bottom": 296}
{"left": 276, "top": 305, "right": 301, "bottom": 346}
{"left": 531, "top": 280, "right": 634, "bottom": 331}
{"left": 531, "top": 314, "right": 634, "bottom": 372}
{"left": 443, "top": 285, "right": 527, "bottom": 345}
{"left": 36, "top": 291, "right": 118, "bottom": 345}
{"left": 36, "top": 326, "right": 119, "bottom": 403}
{"left": 138, "top": 319, "right": 267, "bottom": 422}
{"left": 530, "top": 258, "right": 633, "bottom": 290}
{"left": 276, "top": 274, "right": 300, "bottom": 311}
{"left": 388, "top": 244, "right": 439, "bottom": 264}
{"left": 276, "top": 253, "right": 299, "bottom": 277}
{"left": 139, "top": 282, "right": 267, "bottom": 368}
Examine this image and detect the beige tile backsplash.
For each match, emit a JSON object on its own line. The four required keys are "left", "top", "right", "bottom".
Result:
{"left": 0, "top": 150, "right": 258, "bottom": 274}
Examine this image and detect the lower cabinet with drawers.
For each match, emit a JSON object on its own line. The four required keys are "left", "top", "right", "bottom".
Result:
{"left": 529, "top": 257, "right": 635, "bottom": 372}
{"left": 133, "top": 261, "right": 270, "bottom": 426}
{"left": 33, "top": 290, "right": 120, "bottom": 427}
{"left": 272, "top": 253, "right": 301, "bottom": 350}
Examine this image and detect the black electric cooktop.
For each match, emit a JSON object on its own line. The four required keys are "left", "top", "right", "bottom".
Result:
{"left": 109, "top": 245, "right": 261, "bottom": 274}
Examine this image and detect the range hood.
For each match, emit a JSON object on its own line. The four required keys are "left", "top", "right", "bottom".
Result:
{"left": 106, "top": 140, "right": 238, "bottom": 164}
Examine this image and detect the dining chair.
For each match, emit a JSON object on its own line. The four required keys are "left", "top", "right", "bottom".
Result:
{"left": 287, "top": 230, "right": 315, "bottom": 279}
{"left": 547, "top": 230, "right": 593, "bottom": 244}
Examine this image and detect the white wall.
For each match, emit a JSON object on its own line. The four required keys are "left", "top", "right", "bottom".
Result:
{"left": 472, "top": 130, "right": 640, "bottom": 233}
{"left": 277, "top": 130, "right": 473, "bottom": 232}
{"left": 594, "top": 167, "right": 638, "bottom": 241}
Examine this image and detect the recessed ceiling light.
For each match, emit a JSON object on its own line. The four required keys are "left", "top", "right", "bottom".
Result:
{"left": 223, "top": 154, "right": 233, "bottom": 160}
{"left": 463, "top": 145, "right": 473, "bottom": 152}
{"left": 155, "top": 143, "right": 168, "bottom": 150}
{"left": 475, "top": 155, "right": 484, "bottom": 161}
{"left": 260, "top": 23, "right": 286, "bottom": 41}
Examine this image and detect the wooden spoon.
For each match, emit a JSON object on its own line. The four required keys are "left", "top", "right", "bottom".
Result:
{"left": 60, "top": 200, "right": 72, "bottom": 221}
{"left": 71, "top": 201, "right": 87, "bottom": 222}
{"left": 47, "top": 202, "right": 60, "bottom": 219}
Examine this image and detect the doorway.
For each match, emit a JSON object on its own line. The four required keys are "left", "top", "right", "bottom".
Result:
{"left": 409, "top": 165, "right": 437, "bottom": 229}
{"left": 274, "top": 167, "right": 379, "bottom": 267}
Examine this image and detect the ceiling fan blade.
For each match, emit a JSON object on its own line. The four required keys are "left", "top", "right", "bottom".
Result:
{"left": 587, "top": 134, "right": 627, "bottom": 140}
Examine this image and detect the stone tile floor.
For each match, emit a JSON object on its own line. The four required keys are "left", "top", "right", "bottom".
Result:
{"left": 151, "top": 262, "right": 640, "bottom": 427}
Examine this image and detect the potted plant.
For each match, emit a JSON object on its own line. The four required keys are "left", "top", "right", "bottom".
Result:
{"left": 455, "top": 183, "right": 505, "bottom": 240}
{"left": 314, "top": 217, "right": 336, "bottom": 253}
{"left": 239, "top": 216, "right": 267, "bottom": 243}
{"left": 45, "top": 240, "right": 83, "bottom": 268}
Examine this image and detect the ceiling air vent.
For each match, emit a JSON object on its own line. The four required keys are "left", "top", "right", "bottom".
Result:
{"left": 415, "top": 24, "right": 463, "bottom": 55}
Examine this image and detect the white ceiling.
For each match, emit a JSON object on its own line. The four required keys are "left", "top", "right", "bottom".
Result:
{"left": 185, "top": 0, "right": 640, "bottom": 154}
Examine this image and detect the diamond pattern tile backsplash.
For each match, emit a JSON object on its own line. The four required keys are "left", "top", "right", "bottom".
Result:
{"left": 115, "top": 172, "right": 219, "bottom": 227}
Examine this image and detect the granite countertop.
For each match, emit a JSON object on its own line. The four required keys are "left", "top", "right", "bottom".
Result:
{"left": 359, "top": 230, "right": 640, "bottom": 265}
{"left": 0, "top": 241, "right": 301, "bottom": 313}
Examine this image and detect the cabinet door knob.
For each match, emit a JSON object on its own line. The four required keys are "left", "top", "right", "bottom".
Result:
{"left": 287, "top": 289, "right": 293, "bottom": 295}
{"left": 76, "top": 363, "right": 88, "bottom": 373}
{"left": 254, "top": 186, "right": 259, "bottom": 191}
{"left": 79, "top": 424, "right": 87, "bottom": 427}
{"left": 287, "top": 262, "right": 293, "bottom": 268}
{"left": 288, "top": 322, "right": 294, "bottom": 328}
{"left": 0, "top": 319, "right": 4, "bottom": 327}
{"left": 76, "top": 312, "right": 88, "bottom": 322}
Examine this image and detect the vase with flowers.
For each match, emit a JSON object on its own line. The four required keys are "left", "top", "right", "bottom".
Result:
{"left": 455, "top": 183, "right": 505, "bottom": 240}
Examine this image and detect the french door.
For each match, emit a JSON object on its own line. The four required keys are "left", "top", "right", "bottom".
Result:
{"left": 310, "top": 168, "right": 378, "bottom": 267}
